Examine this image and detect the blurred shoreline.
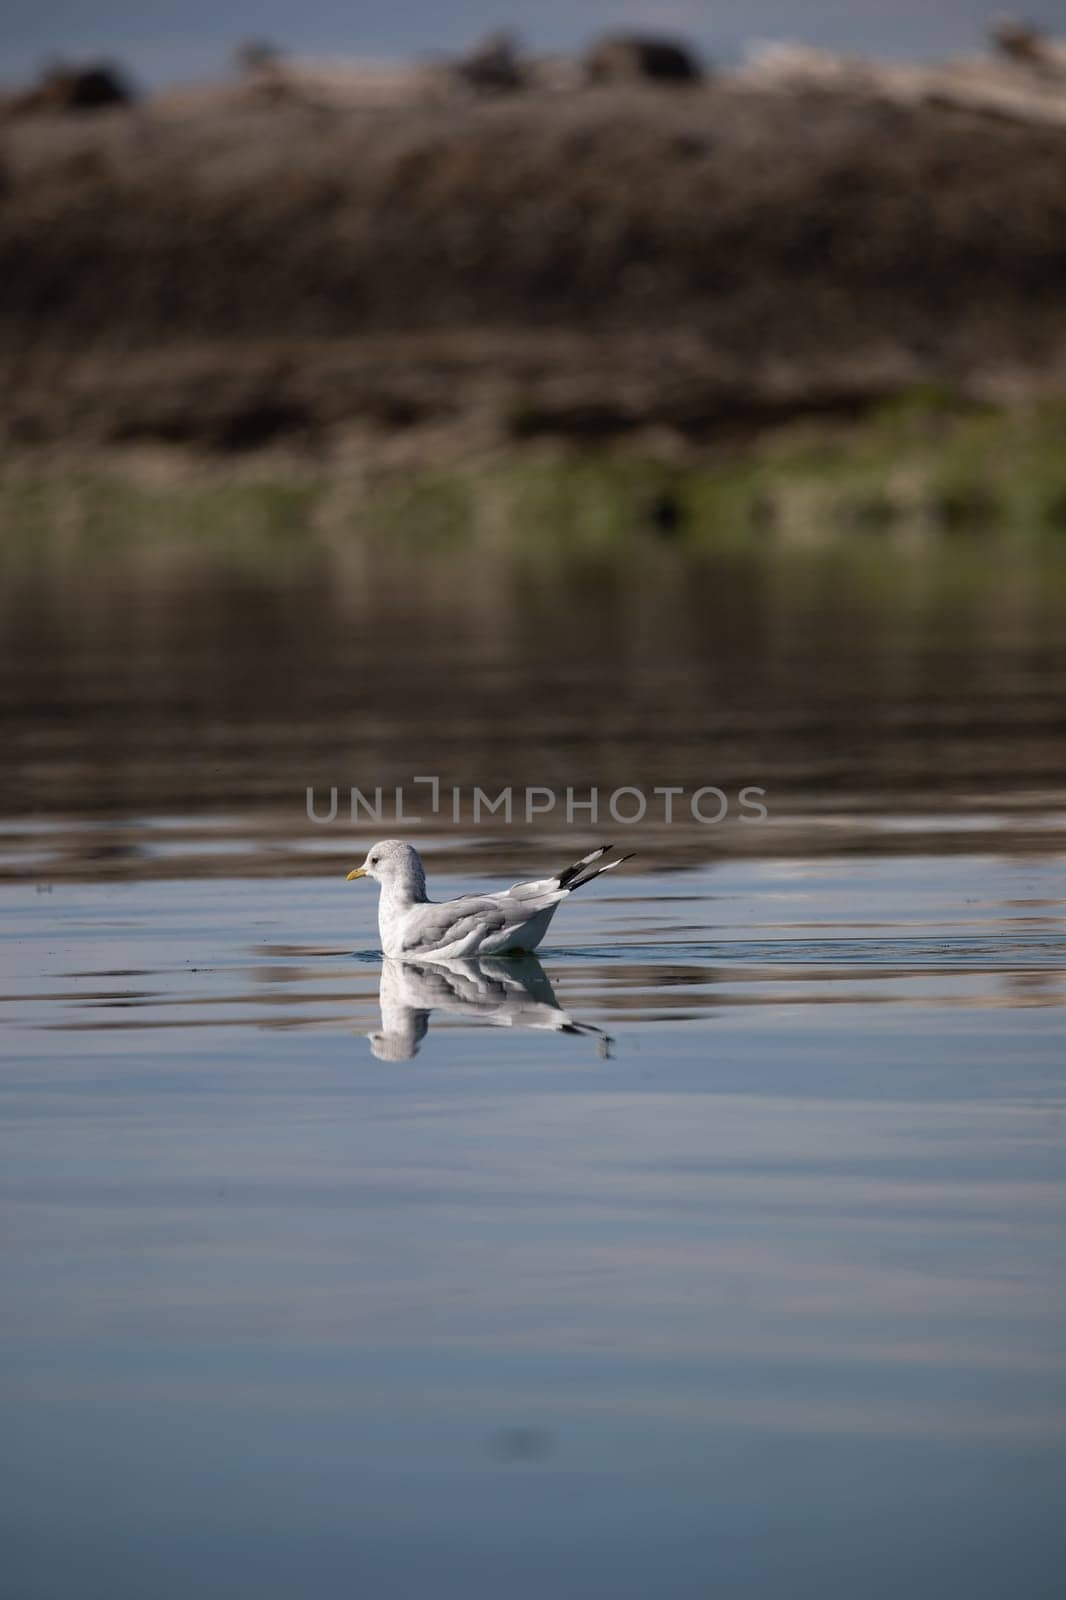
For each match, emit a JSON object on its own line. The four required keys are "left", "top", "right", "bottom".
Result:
{"left": 3, "top": 36, "right": 1066, "bottom": 483}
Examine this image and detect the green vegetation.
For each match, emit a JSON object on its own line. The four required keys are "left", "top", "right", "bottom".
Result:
{"left": 3, "top": 395, "right": 1066, "bottom": 561}
{"left": 0, "top": 472, "right": 322, "bottom": 575}
{"left": 479, "top": 395, "right": 1066, "bottom": 548}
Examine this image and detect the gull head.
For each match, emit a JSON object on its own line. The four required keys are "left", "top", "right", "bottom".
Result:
{"left": 345, "top": 838, "right": 426, "bottom": 897}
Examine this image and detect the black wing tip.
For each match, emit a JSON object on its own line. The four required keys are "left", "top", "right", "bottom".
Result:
{"left": 558, "top": 845, "right": 633, "bottom": 890}
{"left": 559, "top": 847, "right": 634, "bottom": 892}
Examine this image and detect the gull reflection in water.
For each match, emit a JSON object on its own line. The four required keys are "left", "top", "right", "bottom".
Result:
{"left": 369, "top": 955, "right": 609, "bottom": 1061}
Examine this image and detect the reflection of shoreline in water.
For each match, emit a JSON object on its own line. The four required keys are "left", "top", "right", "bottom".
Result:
{"left": 369, "top": 955, "right": 609, "bottom": 1061}
{"left": 3, "top": 533, "right": 1066, "bottom": 875}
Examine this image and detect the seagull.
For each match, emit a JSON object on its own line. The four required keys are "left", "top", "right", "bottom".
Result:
{"left": 346, "top": 840, "right": 631, "bottom": 960}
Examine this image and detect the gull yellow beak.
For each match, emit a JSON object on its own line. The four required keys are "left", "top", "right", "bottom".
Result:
{"left": 345, "top": 866, "right": 367, "bottom": 881}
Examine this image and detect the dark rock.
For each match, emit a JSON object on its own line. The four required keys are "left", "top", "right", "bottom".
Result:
{"left": 645, "top": 490, "right": 684, "bottom": 536}
{"left": 585, "top": 34, "right": 704, "bottom": 86}
{"left": 988, "top": 18, "right": 1052, "bottom": 66}
{"left": 12, "top": 62, "right": 136, "bottom": 115}
{"left": 453, "top": 31, "right": 526, "bottom": 95}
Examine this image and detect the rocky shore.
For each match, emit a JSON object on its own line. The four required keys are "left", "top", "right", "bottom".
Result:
{"left": 2, "top": 45, "right": 1066, "bottom": 468}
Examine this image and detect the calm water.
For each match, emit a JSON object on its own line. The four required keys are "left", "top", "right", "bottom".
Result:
{"left": 2, "top": 528, "right": 1066, "bottom": 1596}
{"left": 3, "top": 530, "right": 1066, "bottom": 850}
{"left": 3, "top": 852, "right": 1066, "bottom": 1599}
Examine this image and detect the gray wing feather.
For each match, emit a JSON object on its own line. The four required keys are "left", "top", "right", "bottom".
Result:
{"left": 399, "top": 896, "right": 507, "bottom": 955}
{"left": 505, "top": 875, "right": 561, "bottom": 902}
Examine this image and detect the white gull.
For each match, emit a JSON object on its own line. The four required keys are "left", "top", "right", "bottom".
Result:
{"left": 346, "top": 840, "right": 630, "bottom": 959}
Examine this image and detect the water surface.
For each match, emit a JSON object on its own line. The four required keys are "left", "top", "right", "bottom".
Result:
{"left": 2, "top": 523, "right": 1066, "bottom": 1596}
{"left": 3, "top": 529, "right": 1065, "bottom": 857}
{"left": 2, "top": 852, "right": 1065, "bottom": 1599}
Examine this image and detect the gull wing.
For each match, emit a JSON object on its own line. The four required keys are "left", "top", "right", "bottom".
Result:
{"left": 398, "top": 849, "right": 630, "bottom": 958}
{"left": 506, "top": 845, "right": 630, "bottom": 901}
{"left": 398, "top": 895, "right": 508, "bottom": 956}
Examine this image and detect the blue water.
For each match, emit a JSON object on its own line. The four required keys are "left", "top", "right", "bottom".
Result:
{"left": 2, "top": 851, "right": 1066, "bottom": 1599}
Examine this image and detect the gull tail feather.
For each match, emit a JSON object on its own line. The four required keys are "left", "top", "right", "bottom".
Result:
{"left": 557, "top": 846, "right": 633, "bottom": 894}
